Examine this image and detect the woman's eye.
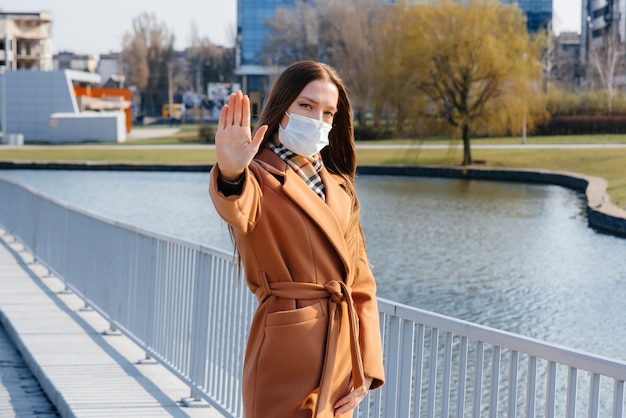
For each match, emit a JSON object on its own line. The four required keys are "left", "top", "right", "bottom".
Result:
{"left": 300, "top": 103, "right": 312, "bottom": 109}
{"left": 324, "top": 111, "right": 334, "bottom": 117}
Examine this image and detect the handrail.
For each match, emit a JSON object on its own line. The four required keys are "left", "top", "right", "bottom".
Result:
{"left": 1, "top": 176, "right": 624, "bottom": 418}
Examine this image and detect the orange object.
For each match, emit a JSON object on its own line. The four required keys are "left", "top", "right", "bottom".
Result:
{"left": 74, "top": 86, "right": 134, "bottom": 133}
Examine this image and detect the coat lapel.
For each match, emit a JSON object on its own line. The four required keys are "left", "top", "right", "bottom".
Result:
{"left": 256, "top": 149, "right": 352, "bottom": 276}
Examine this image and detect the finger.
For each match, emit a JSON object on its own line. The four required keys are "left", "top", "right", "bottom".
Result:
{"left": 334, "top": 397, "right": 359, "bottom": 416}
{"left": 333, "top": 393, "right": 356, "bottom": 409}
{"left": 333, "top": 386, "right": 367, "bottom": 415}
{"left": 227, "top": 93, "right": 237, "bottom": 125}
{"left": 218, "top": 104, "right": 229, "bottom": 130}
{"left": 242, "top": 94, "right": 251, "bottom": 128}
{"left": 251, "top": 125, "right": 268, "bottom": 149}
{"left": 233, "top": 90, "right": 243, "bottom": 126}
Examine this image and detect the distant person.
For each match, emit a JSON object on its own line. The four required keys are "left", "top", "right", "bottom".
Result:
{"left": 208, "top": 61, "right": 385, "bottom": 417}
{"left": 169, "top": 116, "right": 181, "bottom": 127}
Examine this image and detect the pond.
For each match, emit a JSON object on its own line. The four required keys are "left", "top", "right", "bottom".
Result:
{"left": 1, "top": 169, "right": 625, "bottom": 363}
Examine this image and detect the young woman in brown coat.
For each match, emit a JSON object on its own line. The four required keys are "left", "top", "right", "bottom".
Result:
{"left": 209, "top": 61, "right": 384, "bottom": 417}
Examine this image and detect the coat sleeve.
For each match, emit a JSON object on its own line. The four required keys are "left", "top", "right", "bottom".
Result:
{"left": 352, "top": 239, "right": 385, "bottom": 390}
{"left": 208, "top": 163, "right": 263, "bottom": 234}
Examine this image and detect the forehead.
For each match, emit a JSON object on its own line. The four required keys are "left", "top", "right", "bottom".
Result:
{"left": 297, "top": 79, "right": 339, "bottom": 109}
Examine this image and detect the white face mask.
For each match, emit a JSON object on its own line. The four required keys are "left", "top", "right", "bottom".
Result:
{"left": 278, "top": 112, "right": 332, "bottom": 157}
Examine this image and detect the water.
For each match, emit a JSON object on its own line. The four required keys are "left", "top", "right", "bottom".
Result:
{"left": 0, "top": 321, "right": 60, "bottom": 417}
{"left": 1, "top": 169, "right": 625, "bottom": 364}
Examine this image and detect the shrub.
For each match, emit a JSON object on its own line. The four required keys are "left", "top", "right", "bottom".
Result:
{"left": 545, "top": 90, "right": 626, "bottom": 116}
{"left": 198, "top": 125, "right": 216, "bottom": 143}
{"left": 353, "top": 125, "right": 394, "bottom": 141}
{"left": 535, "top": 115, "right": 626, "bottom": 135}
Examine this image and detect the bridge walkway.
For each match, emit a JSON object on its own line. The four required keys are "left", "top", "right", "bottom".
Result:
{"left": 0, "top": 230, "right": 226, "bottom": 418}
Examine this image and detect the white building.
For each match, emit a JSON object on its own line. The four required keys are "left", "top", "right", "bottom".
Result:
{"left": 0, "top": 11, "right": 53, "bottom": 71}
{"left": 54, "top": 51, "right": 96, "bottom": 73}
{"left": 0, "top": 70, "right": 126, "bottom": 143}
{"left": 96, "top": 52, "right": 123, "bottom": 87}
{"left": 581, "top": 0, "right": 625, "bottom": 59}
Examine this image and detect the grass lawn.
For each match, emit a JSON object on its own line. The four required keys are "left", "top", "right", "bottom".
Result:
{"left": 362, "top": 133, "right": 626, "bottom": 145}
{"left": 1, "top": 130, "right": 625, "bottom": 209}
{"left": 356, "top": 146, "right": 626, "bottom": 209}
{"left": 0, "top": 148, "right": 216, "bottom": 163}
{"left": 124, "top": 124, "right": 212, "bottom": 145}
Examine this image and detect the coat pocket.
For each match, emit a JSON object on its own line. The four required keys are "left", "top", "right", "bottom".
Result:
{"left": 256, "top": 302, "right": 328, "bottom": 409}
{"left": 265, "top": 302, "right": 324, "bottom": 327}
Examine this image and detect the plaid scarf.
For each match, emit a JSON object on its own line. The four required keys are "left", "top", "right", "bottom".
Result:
{"left": 269, "top": 143, "right": 326, "bottom": 200}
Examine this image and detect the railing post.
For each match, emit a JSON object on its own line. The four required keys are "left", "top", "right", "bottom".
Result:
{"left": 565, "top": 367, "right": 577, "bottom": 418}
{"left": 180, "top": 389, "right": 209, "bottom": 408}
{"left": 507, "top": 350, "right": 519, "bottom": 418}
{"left": 613, "top": 380, "right": 624, "bottom": 418}
{"left": 526, "top": 356, "right": 537, "bottom": 418}
{"left": 137, "top": 352, "right": 157, "bottom": 365}
{"left": 102, "top": 322, "right": 121, "bottom": 336}
{"left": 473, "top": 341, "right": 484, "bottom": 418}
{"left": 546, "top": 361, "right": 557, "bottom": 418}
{"left": 489, "top": 345, "right": 501, "bottom": 418}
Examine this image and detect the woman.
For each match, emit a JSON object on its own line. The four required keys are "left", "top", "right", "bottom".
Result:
{"left": 209, "top": 61, "right": 384, "bottom": 418}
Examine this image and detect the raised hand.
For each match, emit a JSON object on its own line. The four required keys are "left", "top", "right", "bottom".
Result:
{"left": 215, "top": 90, "right": 268, "bottom": 181}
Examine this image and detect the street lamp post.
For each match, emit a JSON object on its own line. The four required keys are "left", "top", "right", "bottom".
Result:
{"left": 167, "top": 61, "right": 174, "bottom": 122}
{"left": 522, "top": 53, "right": 527, "bottom": 145}
{"left": 0, "top": 65, "right": 6, "bottom": 144}
{"left": 522, "top": 94, "right": 527, "bottom": 145}
{"left": 586, "top": 16, "right": 593, "bottom": 86}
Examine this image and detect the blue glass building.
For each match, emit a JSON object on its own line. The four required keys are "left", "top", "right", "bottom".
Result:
{"left": 235, "top": 0, "right": 553, "bottom": 110}
{"left": 237, "top": 0, "right": 552, "bottom": 70}
{"left": 236, "top": 0, "right": 297, "bottom": 107}
{"left": 237, "top": 0, "right": 298, "bottom": 67}
{"left": 502, "top": 0, "right": 553, "bottom": 32}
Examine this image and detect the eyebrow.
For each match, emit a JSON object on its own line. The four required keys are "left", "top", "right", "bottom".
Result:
{"left": 298, "top": 95, "right": 338, "bottom": 112}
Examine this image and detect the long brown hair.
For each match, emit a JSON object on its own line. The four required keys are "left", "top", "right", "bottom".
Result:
{"left": 255, "top": 61, "right": 356, "bottom": 179}
{"left": 255, "top": 61, "right": 367, "bottom": 274}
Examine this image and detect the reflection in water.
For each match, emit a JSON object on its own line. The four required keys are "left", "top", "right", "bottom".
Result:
{"left": 1, "top": 170, "right": 625, "bottom": 363}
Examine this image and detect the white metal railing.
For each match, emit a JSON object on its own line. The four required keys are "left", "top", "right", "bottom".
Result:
{"left": 1, "top": 176, "right": 625, "bottom": 418}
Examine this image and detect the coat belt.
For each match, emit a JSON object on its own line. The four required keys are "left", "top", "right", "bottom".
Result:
{"left": 255, "top": 279, "right": 365, "bottom": 415}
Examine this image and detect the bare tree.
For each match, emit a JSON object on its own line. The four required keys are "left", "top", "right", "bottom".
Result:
{"left": 264, "top": 2, "right": 322, "bottom": 66}
{"left": 264, "top": 0, "right": 386, "bottom": 128}
{"left": 316, "top": 0, "right": 385, "bottom": 127}
{"left": 122, "top": 13, "right": 175, "bottom": 116}
{"left": 535, "top": 26, "right": 556, "bottom": 93}
{"left": 369, "top": 1, "right": 422, "bottom": 135}
{"left": 551, "top": 32, "right": 582, "bottom": 91}
{"left": 587, "top": 25, "right": 625, "bottom": 114}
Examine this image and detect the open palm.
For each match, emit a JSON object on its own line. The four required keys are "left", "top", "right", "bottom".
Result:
{"left": 215, "top": 90, "right": 268, "bottom": 181}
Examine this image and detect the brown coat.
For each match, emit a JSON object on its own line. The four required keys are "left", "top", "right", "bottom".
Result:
{"left": 209, "top": 148, "right": 384, "bottom": 418}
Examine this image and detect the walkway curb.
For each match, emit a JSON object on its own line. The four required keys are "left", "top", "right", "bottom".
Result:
{"left": 0, "top": 231, "right": 225, "bottom": 418}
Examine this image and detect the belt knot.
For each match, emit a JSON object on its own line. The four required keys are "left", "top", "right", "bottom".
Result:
{"left": 324, "top": 281, "right": 346, "bottom": 304}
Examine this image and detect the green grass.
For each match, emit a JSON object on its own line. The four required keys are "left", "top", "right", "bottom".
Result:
{"left": 123, "top": 124, "right": 213, "bottom": 145}
{"left": 362, "top": 133, "right": 626, "bottom": 145}
{"left": 356, "top": 146, "right": 626, "bottom": 209}
{"left": 0, "top": 148, "right": 216, "bottom": 164}
{"left": 1, "top": 129, "right": 625, "bottom": 210}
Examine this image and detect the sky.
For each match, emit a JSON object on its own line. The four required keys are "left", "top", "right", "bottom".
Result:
{"left": 2, "top": 0, "right": 238, "bottom": 56}
{"left": 3, "top": 0, "right": 580, "bottom": 58}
